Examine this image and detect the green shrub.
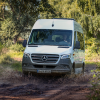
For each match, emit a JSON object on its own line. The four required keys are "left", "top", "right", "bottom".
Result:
{"left": 85, "top": 38, "right": 100, "bottom": 57}
{"left": 0, "top": 42, "right": 3, "bottom": 49}
{"left": 11, "top": 62, "right": 22, "bottom": 72}
{"left": 87, "top": 67, "right": 100, "bottom": 100}
{"left": 85, "top": 38, "right": 98, "bottom": 46}
{"left": 8, "top": 51, "right": 23, "bottom": 58}
{"left": 1, "top": 55, "right": 14, "bottom": 64}
{"left": 9, "top": 43, "right": 25, "bottom": 52}
{"left": 0, "top": 42, "right": 4, "bottom": 54}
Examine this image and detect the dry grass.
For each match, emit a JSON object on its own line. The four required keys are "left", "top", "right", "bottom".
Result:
{"left": 0, "top": 65, "right": 40, "bottom": 84}
{"left": 74, "top": 74, "right": 93, "bottom": 84}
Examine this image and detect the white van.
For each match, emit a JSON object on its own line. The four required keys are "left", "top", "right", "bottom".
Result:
{"left": 22, "top": 18, "right": 85, "bottom": 75}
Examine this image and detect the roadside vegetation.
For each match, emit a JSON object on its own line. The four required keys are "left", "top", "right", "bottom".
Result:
{"left": 0, "top": 42, "right": 24, "bottom": 72}
{"left": 0, "top": 0, "right": 100, "bottom": 99}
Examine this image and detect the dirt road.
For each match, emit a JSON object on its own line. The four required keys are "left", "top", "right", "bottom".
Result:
{"left": 0, "top": 64, "right": 97, "bottom": 100}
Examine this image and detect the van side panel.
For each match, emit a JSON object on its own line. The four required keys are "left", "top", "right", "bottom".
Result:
{"left": 74, "top": 21, "right": 83, "bottom": 33}
{"left": 73, "top": 22, "right": 85, "bottom": 69}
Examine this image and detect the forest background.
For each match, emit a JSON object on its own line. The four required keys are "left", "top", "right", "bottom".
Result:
{"left": 0, "top": 0, "right": 100, "bottom": 63}
{"left": 0, "top": 0, "right": 100, "bottom": 44}
{"left": 0, "top": 0, "right": 100, "bottom": 66}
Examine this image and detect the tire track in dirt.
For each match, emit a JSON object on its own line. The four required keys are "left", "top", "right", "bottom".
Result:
{"left": 0, "top": 64, "right": 97, "bottom": 100}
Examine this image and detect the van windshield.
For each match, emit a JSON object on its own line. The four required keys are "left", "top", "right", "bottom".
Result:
{"left": 28, "top": 29, "right": 72, "bottom": 46}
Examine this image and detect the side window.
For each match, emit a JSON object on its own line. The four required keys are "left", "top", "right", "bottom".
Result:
{"left": 77, "top": 32, "right": 84, "bottom": 50}
{"left": 74, "top": 31, "right": 76, "bottom": 47}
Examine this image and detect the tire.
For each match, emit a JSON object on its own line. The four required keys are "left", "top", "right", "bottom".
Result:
{"left": 22, "top": 71, "right": 28, "bottom": 77}
{"left": 81, "top": 63, "right": 85, "bottom": 74}
{"left": 70, "top": 64, "right": 75, "bottom": 75}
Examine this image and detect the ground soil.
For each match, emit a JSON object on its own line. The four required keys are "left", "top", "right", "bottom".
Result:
{"left": 0, "top": 64, "right": 97, "bottom": 100}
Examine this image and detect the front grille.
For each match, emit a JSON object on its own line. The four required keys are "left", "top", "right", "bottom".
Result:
{"left": 31, "top": 54, "right": 59, "bottom": 63}
{"left": 34, "top": 65, "right": 56, "bottom": 68}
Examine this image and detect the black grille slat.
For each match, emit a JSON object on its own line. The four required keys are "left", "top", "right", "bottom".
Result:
{"left": 34, "top": 65, "right": 55, "bottom": 68}
{"left": 31, "top": 54, "right": 59, "bottom": 63}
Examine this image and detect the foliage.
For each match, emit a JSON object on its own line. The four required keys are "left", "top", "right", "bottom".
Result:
{"left": 0, "top": 42, "right": 3, "bottom": 50}
{"left": 0, "top": 42, "right": 6, "bottom": 55}
{"left": 0, "top": 55, "right": 14, "bottom": 64}
{"left": 87, "top": 69, "right": 100, "bottom": 100}
{"left": 40, "top": 0, "right": 100, "bottom": 39}
{"left": 0, "top": 0, "right": 100, "bottom": 44}
{"left": 11, "top": 62, "right": 22, "bottom": 72}
{"left": 0, "top": 47, "right": 22, "bottom": 72}
{"left": 9, "top": 43, "right": 25, "bottom": 52}
{"left": 85, "top": 38, "right": 100, "bottom": 61}
{"left": 0, "top": 0, "right": 56, "bottom": 44}
{"left": 0, "top": 56, "right": 22, "bottom": 72}
{"left": 7, "top": 50, "right": 23, "bottom": 58}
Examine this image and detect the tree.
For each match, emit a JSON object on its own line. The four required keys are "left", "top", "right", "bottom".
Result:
{"left": 1, "top": 0, "right": 100, "bottom": 44}
{"left": 45, "top": 0, "right": 100, "bottom": 38}
{"left": 0, "top": 0, "right": 55, "bottom": 44}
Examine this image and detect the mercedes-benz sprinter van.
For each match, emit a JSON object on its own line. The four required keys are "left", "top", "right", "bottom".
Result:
{"left": 22, "top": 18, "right": 85, "bottom": 74}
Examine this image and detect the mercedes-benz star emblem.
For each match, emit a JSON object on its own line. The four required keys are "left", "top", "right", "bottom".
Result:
{"left": 41, "top": 55, "right": 48, "bottom": 61}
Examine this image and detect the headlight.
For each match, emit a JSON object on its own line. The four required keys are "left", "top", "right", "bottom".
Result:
{"left": 23, "top": 53, "right": 30, "bottom": 58}
{"left": 61, "top": 54, "right": 71, "bottom": 59}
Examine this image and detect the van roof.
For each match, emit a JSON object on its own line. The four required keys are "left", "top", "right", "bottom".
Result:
{"left": 32, "top": 19, "right": 83, "bottom": 33}
{"left": 32, "top": 19, "right": 74, "bottom": 30}
{"left": 52, "top": 18, "right": 75, "bottom": 21}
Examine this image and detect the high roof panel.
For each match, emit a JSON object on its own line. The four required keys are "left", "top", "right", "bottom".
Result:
{"left": 32, "top": 19, "right": 74, "bottom": 30}
{"left": 52, "top": 18, "right": 75, "bottom": 21}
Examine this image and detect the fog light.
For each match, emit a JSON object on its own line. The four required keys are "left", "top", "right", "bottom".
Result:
{"left": 23, "top": 63, "right": 27, "bottom": 67}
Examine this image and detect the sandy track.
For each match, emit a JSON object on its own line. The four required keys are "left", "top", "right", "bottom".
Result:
{"left": 0, "top": 64, "right": 97, "bottom": 100}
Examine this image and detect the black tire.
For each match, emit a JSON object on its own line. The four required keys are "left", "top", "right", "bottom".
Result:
{"left": 81, "top": 63, "right": 84, "bottom": 74}
{"left": 22, "top": 71, "right": 28, "bottom": 77}
{"left": 70, "top": 64, "right": 75, "bottom": 75}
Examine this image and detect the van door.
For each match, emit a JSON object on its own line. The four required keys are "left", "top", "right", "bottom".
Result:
{"left": 73, "top": 31, "right": 84, "bottom": 68}
{"left": 77, "top": 32, "right": 85, "bottom": 65}
{"left": 73, "top": 31, "right": 80, "bottom": 68}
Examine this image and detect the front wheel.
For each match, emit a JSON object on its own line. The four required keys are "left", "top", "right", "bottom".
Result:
{"left": 70, "top": 65, "right": 75, "bottom": 75}
{"left": 22, "top": 71, "right": 28, "bottom": 77}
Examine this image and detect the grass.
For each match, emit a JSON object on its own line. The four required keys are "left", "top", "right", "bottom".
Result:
{"left": 0, "top": 50, "right": 22, "bottom": 72}
{"left": 7, "top": 50, "right": 23, "bottom": 58}
{"left": 0, "top": 43, "right": 23, "bottom": 72}
{"left": 11, "top": 62, "right": 22, "bottom": 72}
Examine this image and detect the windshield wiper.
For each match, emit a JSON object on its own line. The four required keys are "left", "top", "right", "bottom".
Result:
{"left": 28, "top": 43, "right": 39, "bottom": 47}
{"left": 58, "top": 46, "right": 70, "bottom": 48}
{"left": 28, "top": 43, "right": 39, "bottom": 45}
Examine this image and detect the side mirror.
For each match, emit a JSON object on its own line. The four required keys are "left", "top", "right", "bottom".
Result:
{"left": 74, "top": 41, "right": 80, "bottom": 49}
{"left": 22, "top": 40, "right": 27, "bottom": 47}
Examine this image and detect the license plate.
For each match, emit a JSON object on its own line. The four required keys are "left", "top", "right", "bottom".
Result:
{"left": 37, "top": 70, "right": 51, "bottom": 73}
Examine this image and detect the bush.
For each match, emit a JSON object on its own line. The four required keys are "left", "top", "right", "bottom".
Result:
{"left": 85, "top": 38, "right": 99, "bottom": 46}
{"left": 9, "top": 43, "right": 25, "bottom": 52}
{"left": 1, "top": 55, "right": 14, "bottom": 64}
{"left": 85, "top": 38, "right": 100, "bottom": 57}
{"left": 11, "top": 62, "right": 22, "bottom": 72}
{"left": 87, "top": 67, "right": 100, "bottom": 100}
{"left": 0, "top": 42, "right": 4, "bottom": 54}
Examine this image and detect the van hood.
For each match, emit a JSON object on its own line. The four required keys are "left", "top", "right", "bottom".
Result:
{"left": 24, "top": 45, "right": 72, "bottom": 55}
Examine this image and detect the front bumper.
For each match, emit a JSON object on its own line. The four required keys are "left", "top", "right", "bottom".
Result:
{"left": 22, "top": 56, "right": 72, "bottom": 74}
{"left": 22, "top": 67, "right": 70, "bottom": 74}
